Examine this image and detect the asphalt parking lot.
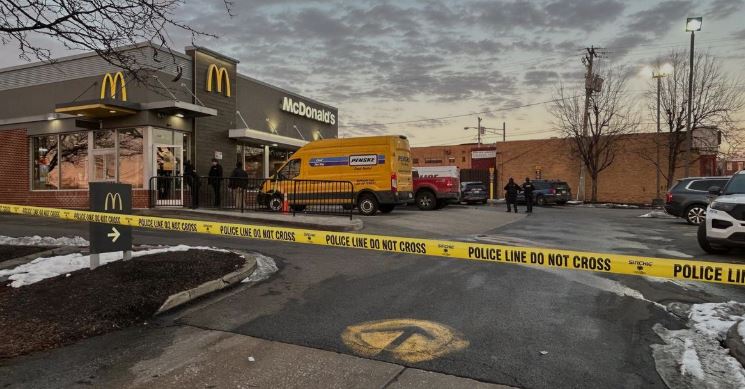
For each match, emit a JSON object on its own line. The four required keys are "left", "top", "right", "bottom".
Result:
{"left": 1, "top": 204, "right": 744, "bottom": 388}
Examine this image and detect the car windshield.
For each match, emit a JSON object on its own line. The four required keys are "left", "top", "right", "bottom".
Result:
{"left": 723, "top": 174, "right": 745, "bottom": 195}
{"left": 553, "top": 182, "right": 569, "bottom": 190}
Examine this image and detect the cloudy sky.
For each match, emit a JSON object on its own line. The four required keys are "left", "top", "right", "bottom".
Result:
{"left": 3, "top": 0, "right": 744, "bottom": 147}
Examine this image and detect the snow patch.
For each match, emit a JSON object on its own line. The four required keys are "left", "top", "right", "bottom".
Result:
{"left": 657, "top": 249, "right": 693, "bottom": 259}
{"left": 680, "top": 339, "right": 705, "bottom": 380}
{"left": 242, "top": 253, "right": 278, "bottom": 283}
{"left": 0, "top": 235, "right": 88, "bottom": 246}
{"left": 639, "top": 211, "right": 676, "bottom": 219}
{"left": 652, "top": 302, "right": 745, "bottom": 389}
{"left": 0, "top": 245, "right": 227, "bottom": 287}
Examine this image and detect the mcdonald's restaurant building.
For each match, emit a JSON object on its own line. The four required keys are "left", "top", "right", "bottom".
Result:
{"left": 0, "top": 43, "right": 338, "bottom": 208}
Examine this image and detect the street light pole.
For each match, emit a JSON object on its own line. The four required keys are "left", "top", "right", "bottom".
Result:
{"left": 656, "top": 76, "right": 662, "bottom": 200}
{"left": 684, "top": 17, "right": 701, "bottom": 177}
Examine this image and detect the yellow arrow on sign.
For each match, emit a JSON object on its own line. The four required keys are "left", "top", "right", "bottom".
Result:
{"left": 107, "top": 227, "right": 120, "bottom": 243}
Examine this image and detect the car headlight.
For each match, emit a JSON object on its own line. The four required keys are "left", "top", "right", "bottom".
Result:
{"left": 711, "top": 201, "right": 737, "bottom": 212}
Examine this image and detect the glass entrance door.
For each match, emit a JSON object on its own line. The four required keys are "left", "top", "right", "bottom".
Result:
{"left": 153, "top": 145, "right": 183, "bottom": 205}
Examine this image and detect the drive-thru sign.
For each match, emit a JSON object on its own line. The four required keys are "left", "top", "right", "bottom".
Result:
{"left": 89, "top": 183, "right": 132, "bottom": 267}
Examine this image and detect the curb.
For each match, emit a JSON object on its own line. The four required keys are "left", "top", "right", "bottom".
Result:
{"left": 155, "top": 251, "right": 258, "bottom": 315}
{"left": 0, "top": 246, "right": 81, "bottom": 271}
{"left": 726, "top": 320, "right": 745, "bottom": 367}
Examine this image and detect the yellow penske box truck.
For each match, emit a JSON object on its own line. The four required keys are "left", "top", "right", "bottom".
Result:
{"left": 259, "top": 135, "right": 413, "bottom": 215}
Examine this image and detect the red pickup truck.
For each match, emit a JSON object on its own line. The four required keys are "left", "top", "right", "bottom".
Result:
{"left": 412, "top": 166, "right": 461, "bottom": 210}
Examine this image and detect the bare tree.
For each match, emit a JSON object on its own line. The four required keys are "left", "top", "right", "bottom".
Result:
{"left": 0, "top": 0, "right": 233, "bottom": 77}
{"left": 549, "top": 68, "right": 640, "bottom": 202}
{"left": 644, "top": 50, "right": 745, "bottom": 188}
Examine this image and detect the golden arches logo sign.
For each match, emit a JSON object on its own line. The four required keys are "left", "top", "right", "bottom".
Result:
{"left": 104, "top": 192, "right": 123, "bottom": 211}
{"left": 206, "top": 64, "right": 231, "bottom": 97}
{"left": 100, "top": 72, "right": 127, "bottom": 101}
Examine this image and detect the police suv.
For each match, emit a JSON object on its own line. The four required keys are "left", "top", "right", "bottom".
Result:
{"left": 698, "top": 170, "right": 745, "bottom": 254}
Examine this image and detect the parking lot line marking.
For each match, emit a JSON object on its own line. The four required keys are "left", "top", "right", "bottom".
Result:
{"left": 2, "top": 203, "right": 745, "bottom": 286}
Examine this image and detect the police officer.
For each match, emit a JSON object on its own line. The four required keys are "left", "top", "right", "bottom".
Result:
{"left": 522, "top": 177, "right": 535, "bottom": 213}
{"left": 504, "top": 177, "right": 521, "bottom": 213}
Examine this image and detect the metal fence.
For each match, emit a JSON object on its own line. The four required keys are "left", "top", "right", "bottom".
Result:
{"left": 149, "top": 176, "right": 354, "bottom": 219}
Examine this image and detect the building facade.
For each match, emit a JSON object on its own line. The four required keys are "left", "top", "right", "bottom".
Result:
{"left": 0, "top": 43, "right": 337, "bottom": 208}
{"left": 412, "top": 133, "right": 708, "bottom": 204}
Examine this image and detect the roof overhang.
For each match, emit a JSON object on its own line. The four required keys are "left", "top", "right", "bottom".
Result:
{"left": 229, "top": 128, "right": 308, "bottom": 149}
{"left": 140, "top": 100, "right": 217, "bottom": 117}
{"left": 55, "top": 99, "right": 138, "bottom": 118}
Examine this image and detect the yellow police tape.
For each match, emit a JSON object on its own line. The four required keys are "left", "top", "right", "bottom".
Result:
{"left": 1, "top": 203, "right": 744, "bottom": 286}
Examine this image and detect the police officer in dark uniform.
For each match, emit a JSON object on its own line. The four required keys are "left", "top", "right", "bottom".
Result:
{"left": 504, "top": 177, "right": 521, "bottom": 213}
{"left": 522, "top": 177, "right": 536, "bottom": 213}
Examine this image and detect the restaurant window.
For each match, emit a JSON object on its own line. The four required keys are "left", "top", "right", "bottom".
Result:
{"left": 242, "top": 146, "right": 263, "bottom": 179}
{"left": 32, "top": 135, "right": 59, "bottom": 190}
{"left": 118, "top": 128, "right": 144, "bottom": 188}
{"left": 92, "top": 130, "right": 116, "bottom": 182}
{"left": 424, "top": 158, "right": 443, "bottom": 164}
{"left": 60, "top": 132, "right": 89, "bottom": 189}
{"left": 270, "top": 149, "right": 290, "bottom": 177}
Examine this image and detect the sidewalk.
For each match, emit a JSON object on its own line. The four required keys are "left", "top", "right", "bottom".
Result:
{"left": 137, "top": 208, "right": 363, "bottom": 232}
{"left": 0, "top": 323, "right": 516, "bottom": 389}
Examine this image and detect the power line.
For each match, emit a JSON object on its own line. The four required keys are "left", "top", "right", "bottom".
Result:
{"left": 339, "top": 94, "right": 582, "bottom": 128}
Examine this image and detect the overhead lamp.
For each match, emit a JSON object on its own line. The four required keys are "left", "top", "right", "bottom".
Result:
{"left": 109, "top": 110, "right": 117, "bottom": 114}
{"left": 46, "top": 113, "right": 57, "bottom": 121}
{"left": 175, "top": 112, "right": 185, "bottom": 118}
{"left": 76, "top": 113, "right": 84, "bottom": 117}
{"left": 685, "top": 17, "right": 702, "bottom": 32}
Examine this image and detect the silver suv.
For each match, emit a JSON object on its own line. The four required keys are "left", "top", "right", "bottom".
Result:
{"left": 697, "top": 171, "right": 745, "bottom": 254}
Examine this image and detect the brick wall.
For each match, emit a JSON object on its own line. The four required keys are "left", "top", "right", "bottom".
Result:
{"left": 412, "top": 133, "right": 700, "bottom": 204}
{"left": 0, "top": 129, "right": 151, "bottom": 209}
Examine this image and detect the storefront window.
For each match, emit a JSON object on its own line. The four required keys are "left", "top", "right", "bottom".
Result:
{"left": 32, "top": 135, "right": 59, "bottom": 190}
{"left": 93, "top": 130, "right": 115, "bottom": 149}
{"left": 269, "top": 149, "right": 290, "bottom": 177}
{"left": 118, "top": 128, "right": 144, "bottom": 188}
{"left": 243, "top": 146, "right": 264, "bottom": 179}
{"left": 60, "top": 132, "right": 89, "bottom": 189}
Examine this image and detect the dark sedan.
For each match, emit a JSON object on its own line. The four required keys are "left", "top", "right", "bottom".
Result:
{"left": 460, "top": 181, "right": 488, "bottom": 204}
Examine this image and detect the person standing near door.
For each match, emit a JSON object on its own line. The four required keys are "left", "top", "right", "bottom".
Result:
{"left": 522, "top": 177, "right": 535, "bottom": 214}
{"left": 208, "top": 158, "right": 223, "bottom": 207}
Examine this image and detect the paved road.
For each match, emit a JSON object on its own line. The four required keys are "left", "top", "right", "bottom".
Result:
{"left": 1, "top": 205, "right": 743, "bottom": 388}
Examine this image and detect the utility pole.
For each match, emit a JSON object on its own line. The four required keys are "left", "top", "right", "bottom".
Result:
{"left": 502, "top": 121, "right": 506, "bottom": 142}
{"left": 684, "top": 30, "right": 696, "bottom": 178}
{"left": 464, "top": 117, "right": 484, "bottom": 146}
{"left": 578, "top": 46, "right": 599, "bottom": 201}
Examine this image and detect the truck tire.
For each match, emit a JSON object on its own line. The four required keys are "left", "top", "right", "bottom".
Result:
{"left": 379, "top": 204, "right": 395, "bottom": 213}
{"left": 268, "top": 194, "right": 283, "bottom": 212}
{"left": 416, "top": 190, "right": 437, "bottom": 211}
{"left": 697, "top": 223, "right": 730, "bottom": 254}
{"left": 536, "top": 195, "right": 546, "bottom": 206}
{"left": 358, "top": 193, "right": 379, "bottom": 216}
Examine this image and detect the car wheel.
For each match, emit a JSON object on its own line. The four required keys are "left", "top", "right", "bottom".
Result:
{"left": 697, "top": 222, "right": 731, "bottom": 254}
{"left": 416, "top": 191, "right": 437, "bottom": 211}
{"left": 379, "top": 204, "right": 395, "bottom": 214}
{"left": 536, "top": 196, "right": 546, "bottom": 206}
{"left": 358, "top": 193, "right": 379, "bottom": 216}
{"left": 685, "top": 205, "right": 707, "bottom": 225}
{"left": 268, "top": 194, "right": 283, "bottom": 212}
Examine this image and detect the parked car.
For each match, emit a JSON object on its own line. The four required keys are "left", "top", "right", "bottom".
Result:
{"left": 697, "top": 171, "right": 745, "bottom": 253}
{"left": 665, "top": 176, "right": 731, "bottom": 225}
{"left": 461, "top": 181, "right": 488, "bottom": 204}
{"left": 516, "top": 179, "right": 572, "bottom": 205}
{"left": 412, "top": 167, "right": 461, "bottom": 210}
